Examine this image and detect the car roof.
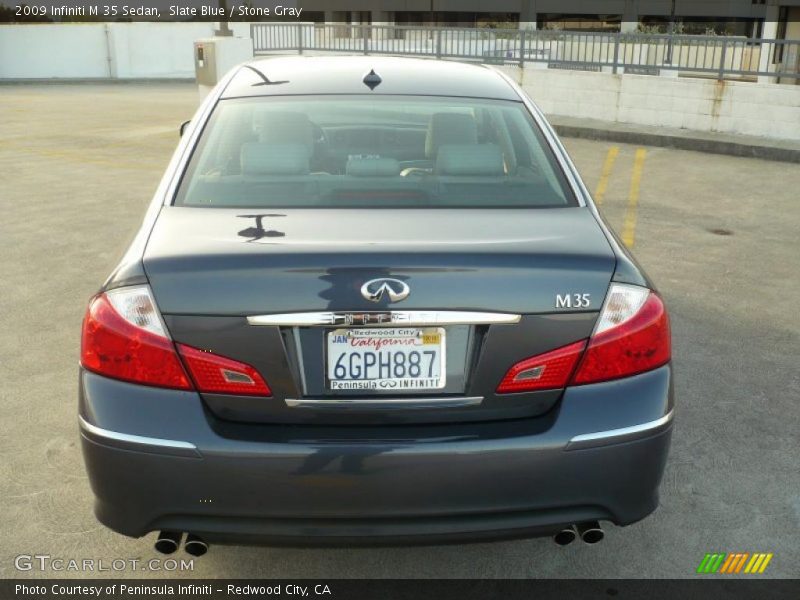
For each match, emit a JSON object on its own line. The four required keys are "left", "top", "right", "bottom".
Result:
{"left": 221, "top": 56, "right": 521, "bottom": 101}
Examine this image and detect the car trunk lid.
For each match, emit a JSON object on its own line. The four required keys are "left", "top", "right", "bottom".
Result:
{"left": 145, "top": 206, "right": 615, "bottom": 425}
{"left": 144, "top": 206, "right": 615, "bottom": 315}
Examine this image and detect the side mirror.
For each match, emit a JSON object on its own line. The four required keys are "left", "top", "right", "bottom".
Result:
{"left": 179, "top": 120, "right": 190, "bottom": 137}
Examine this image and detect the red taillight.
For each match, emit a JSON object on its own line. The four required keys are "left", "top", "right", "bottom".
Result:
{"left": 496, "top": 340, "right": 587, "bottom": 393}
{"left": 496, "top": 285, "right": 671, "bottom": 394}
{"left": 81, "top": 286, "right": 273, "bottom": 396}
{"left": 81, "top": 292, "right": 191, "bottom": 390}
{"left": 571, "top": 291, "right": 670, "bottom": 385}
{"left": 177, "top": 344, "right": 271, "bottom": 397}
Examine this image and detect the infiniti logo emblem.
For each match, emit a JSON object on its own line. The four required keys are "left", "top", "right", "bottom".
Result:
{"left": 360, "top": 278, "right": 410, "bottom": 303}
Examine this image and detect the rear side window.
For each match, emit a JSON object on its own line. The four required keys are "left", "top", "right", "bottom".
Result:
{"left": 174, "top": 95, "right": 577, "bottom": 208}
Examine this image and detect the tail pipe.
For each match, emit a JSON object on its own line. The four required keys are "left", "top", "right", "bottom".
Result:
{"left": 553, "top": 526, "right": 577, "bottom": 546}
{"left": 184, "top": 533, "right": 209, "bottom": 557}
{"left": 154, "top": 531, "right": 182, "bottom": 554}
{"left": 576, "top": 521, "right": 604, "bottom": 544}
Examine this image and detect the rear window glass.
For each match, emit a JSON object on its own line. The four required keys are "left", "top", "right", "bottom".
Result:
{"left": 174, "top": 95, "right": 576, "bottom": 208}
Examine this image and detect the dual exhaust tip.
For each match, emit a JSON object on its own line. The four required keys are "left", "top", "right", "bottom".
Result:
{"left": 154, "top": 531, "right": 208, "bottom": 557}
{"left": 156, "top": 523, "right": 601, "bottom": 554}
{"left": 553, "top": 521, "right": 604, "bottom": 546}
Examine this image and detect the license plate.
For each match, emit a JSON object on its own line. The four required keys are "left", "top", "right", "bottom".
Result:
{"left": 326, "top": 327, "right": 446, "bottom": 391}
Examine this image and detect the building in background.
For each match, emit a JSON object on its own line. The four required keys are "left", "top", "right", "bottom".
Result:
{"left": 304, "top": 0, "right": 800, "bottom": 39}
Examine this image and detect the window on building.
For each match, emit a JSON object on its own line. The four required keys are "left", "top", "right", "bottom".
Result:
{"left": 537, "top": 14, "right": 622, "bottom": 32}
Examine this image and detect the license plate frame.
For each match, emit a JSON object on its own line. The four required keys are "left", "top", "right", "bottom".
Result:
{"left": 325, "top": 327, "right": 446, "bottom": 392}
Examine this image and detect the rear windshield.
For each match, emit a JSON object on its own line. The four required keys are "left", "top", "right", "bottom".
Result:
{"left": 174, "top": 95, "right": 577, "bottom": 208}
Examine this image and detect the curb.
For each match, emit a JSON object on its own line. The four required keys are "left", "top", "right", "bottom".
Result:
{"left": 552, "top": 123, "right": 800, "bottom": 164}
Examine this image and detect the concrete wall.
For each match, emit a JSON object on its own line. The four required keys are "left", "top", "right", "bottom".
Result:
{"left": 0, "top": 24, "right": 111, "bottom": 78}
{"left": 108, "top": 23, "right": 215, "bottom": 79}
{"left": 0, "top": 23, "right": 254, "bottom": 79}
{"left": 499, "top": 65, "right": 800, "bottom": 140}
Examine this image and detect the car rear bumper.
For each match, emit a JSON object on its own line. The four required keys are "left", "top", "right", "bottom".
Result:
{"left": 79, "top": 365, "right": 673, "bottom": 545}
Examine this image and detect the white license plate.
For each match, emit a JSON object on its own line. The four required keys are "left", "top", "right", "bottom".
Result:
{"left": 326, "top": 327, "right": 446, "bottom": 391}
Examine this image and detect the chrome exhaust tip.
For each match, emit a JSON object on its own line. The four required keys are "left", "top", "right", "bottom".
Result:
{"left": 154, "top": 531, "right": 182, "bottom": 554}
{"left": 576, "top": 521, "right": 604, "bottom": 544}
{"left": 184, "top": 533, "right": 209, "bottom": 557}
{"left": 553, "top": 526, "right": 578, "bottom": 546}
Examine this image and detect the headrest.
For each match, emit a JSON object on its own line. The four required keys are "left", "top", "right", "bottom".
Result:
{"left": 345, "top": 157, "right": 401, "bottom": 177}
{"left": 425, "top": 112, "right": 478, "bottom": 159}
{"left": 240, "top": 143, "right": 310, "bottom": 176}
{"left": 436, "top": 144, "right": 505, "bottom": 176}
{"left": 256, "top": 111, "right": 314, "bottom": 152}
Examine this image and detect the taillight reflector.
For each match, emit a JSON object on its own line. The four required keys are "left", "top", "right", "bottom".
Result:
{"left": 496, "top": 340, "right": 587, "bottom": 393}
{"left": 177, "top": 344, "right": 271, "bottom": 397}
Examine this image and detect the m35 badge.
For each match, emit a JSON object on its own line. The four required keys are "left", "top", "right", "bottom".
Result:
{"left": 555, "top": 293, "right": 591, "bottom": 309}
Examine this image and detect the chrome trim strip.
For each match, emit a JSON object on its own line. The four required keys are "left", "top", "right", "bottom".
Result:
{"left": 78, "top": 416, "right": 200, "bottom": 458}
{"left": 285, "top": 396, "right": 483, "bottom": 409}
{"left": 248, "top": 311, "right": 521, "bottom": 327}
{"left": 566, "top": 410, "right": 674, "bottom": 451}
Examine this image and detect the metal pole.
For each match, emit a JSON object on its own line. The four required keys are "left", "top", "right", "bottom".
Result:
{"left": 104, "top": 23, "right": 114, "bottom": 79}
{"left": 519, "top": 28, "right": 526, "bottom": 68}
{"left": 665, "top": 0, "right": 675, "bottom": 64}
{"left": 214, "top": 0, "right": 232, "bottom": 37}
{"left": 612, "top": 33, "right": 620, "bottom": 74}
{"left": 297, "top": 23, "right": 303, "bottom": 54}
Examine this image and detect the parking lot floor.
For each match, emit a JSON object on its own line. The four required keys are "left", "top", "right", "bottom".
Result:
{"left": 1, "top": 83, "right": 798, "bottom": 578}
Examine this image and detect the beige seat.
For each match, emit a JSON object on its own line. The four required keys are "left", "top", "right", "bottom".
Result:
{"left": 240, "top": 143, "right": 310, "bottom": 176}
{"left": 257, "top": 111, "right": 315, "bottom": 156}
{"left": 424, "top": 113, "right": 479, "bottom": 159}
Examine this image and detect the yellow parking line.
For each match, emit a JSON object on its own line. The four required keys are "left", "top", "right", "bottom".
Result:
{"left": 621, "top": 148, "right": 647, "bottom": 248}
{"left": 594, "top": 145, "right": 619, "bottom": 205}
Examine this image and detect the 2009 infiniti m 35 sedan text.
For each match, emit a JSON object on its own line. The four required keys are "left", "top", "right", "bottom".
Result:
{"left": 79, "top": 56, "right": 673, "bottom": 553}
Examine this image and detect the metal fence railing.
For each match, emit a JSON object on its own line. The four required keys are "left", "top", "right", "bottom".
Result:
{"left": 251, "top": 23, "right": 800, "bottom": 82}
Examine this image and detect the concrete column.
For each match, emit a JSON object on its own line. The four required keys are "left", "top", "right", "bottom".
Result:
{"left": 620, "top": 0, "right": 638, "bottom": 33}
{"left": 349, "top": 10, "right": 361, "bottom": 40}
{"left": 371, "top": 10, "right": 393, "bottom": 39}
{"left": 519, "top": 0, "right": 537, "bottom": 30}
{"left": 758, "top": 3, "right": 780, "bottom": 84}
{"left": 326, "top": 11, "right": 348, "bottom": 39}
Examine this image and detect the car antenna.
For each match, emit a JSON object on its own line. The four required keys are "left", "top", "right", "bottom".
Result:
{"left": 363, "top": 69, "right": 382, "bottom": 90}
{"left": 243, "top": 65, "right": 289, "bottom": 86}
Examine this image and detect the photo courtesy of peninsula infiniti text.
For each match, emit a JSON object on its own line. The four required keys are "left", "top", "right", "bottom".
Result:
{"left": 79, "top": 56, "right": 674, "bottom": 553}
